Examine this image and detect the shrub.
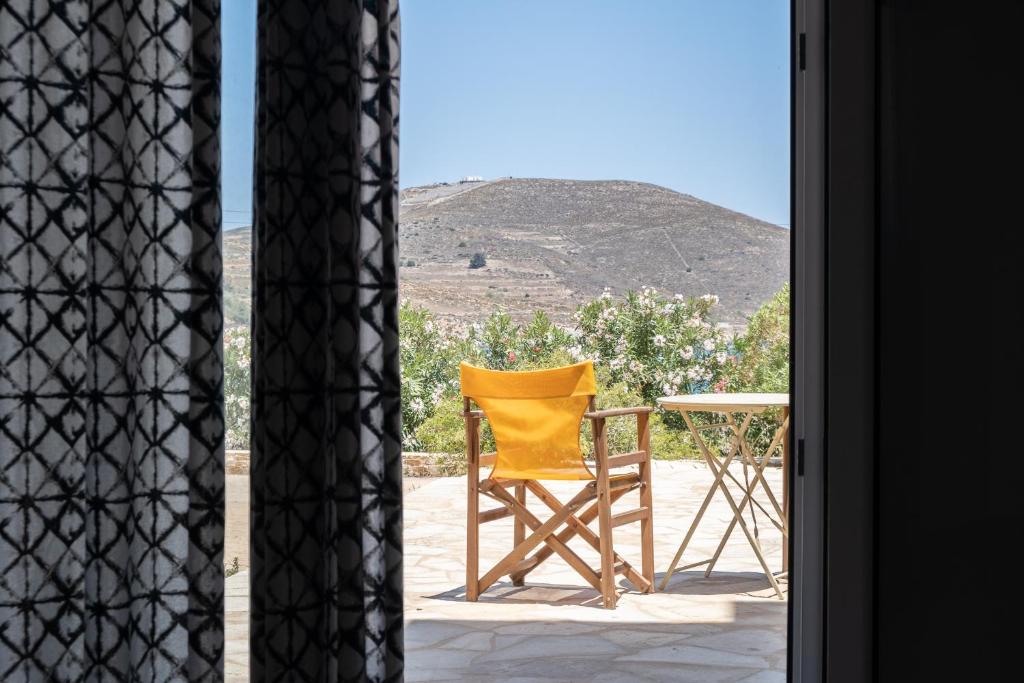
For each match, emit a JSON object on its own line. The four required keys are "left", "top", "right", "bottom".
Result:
{"left": 582, "top": 378, "right": 700, "bottom": 460}
{"left": 650, "top": 414, "right": 700, "bottom": 460}
{"left": 464, "top": 309, "right": 575, "bottom": 371}
{"left": 414, "top": 395, "right": 496, "bottom": 476}
{"left": 224, "top": 326, "right": 251, "bottom": 450}
{"left": 469, "top": 252, "right": 487, "bottom": 268}
{"left": 580, "top": 379, "right": 646, "bottom": 458}
{"left": 573, "top": 288, "right": 733, "bottom": 404}
{"left": 221, "top": 285, "right": 790, "bottom": 470}
{"left": 398, "top": 302, "right": 471, "bottom": 450}
{"left": 727, "top": 283, "right": 790, "bottom": 455}
{"left": 730, "top": 283, "right": 789, "bottom": 394}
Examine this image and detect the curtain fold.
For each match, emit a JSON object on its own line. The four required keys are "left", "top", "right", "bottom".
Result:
{"left": 251, "top": 0, "right": 403, "bottom": 680}
{"left": 0, "top": 1, "right": 224, "bottom": 680}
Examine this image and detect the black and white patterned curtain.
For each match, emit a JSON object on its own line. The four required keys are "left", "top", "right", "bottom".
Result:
{"left": 250, "top": 0, "right": 403, "bottom": 681}
{"left": 0, "top": 1, "right": 224, "bottom": 681}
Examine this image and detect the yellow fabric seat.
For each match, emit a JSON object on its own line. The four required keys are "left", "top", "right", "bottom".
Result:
{"left": 460, "top": 361, "right": 596, "bottom": 480}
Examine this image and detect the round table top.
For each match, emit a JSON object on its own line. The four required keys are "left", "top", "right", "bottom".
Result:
{"left": 657, "top": 392, "right": 789, "bottom": 412}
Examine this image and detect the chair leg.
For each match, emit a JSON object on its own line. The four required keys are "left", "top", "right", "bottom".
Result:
{"left": 637, "top": 413, "right": 655, "bottom": 592}
{"left": 465, "top": 414, "right": 480, "bottom": 601}
{"left": 594, "top": 420, "right": 618, "bottom": 608}
{"left": 466, "top": 474, "right": 479, "bottom": 600}
{"left": 512, "top": 483, "right": 526, "bottom": 586}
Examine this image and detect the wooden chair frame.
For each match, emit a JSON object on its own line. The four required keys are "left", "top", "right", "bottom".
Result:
{"left": 463, "top": 397, "right": 655, "bottom": 609}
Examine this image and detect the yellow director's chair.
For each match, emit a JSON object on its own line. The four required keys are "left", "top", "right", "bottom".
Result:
{"left": 460, "top": 360, "right": 655, "bottom": 608}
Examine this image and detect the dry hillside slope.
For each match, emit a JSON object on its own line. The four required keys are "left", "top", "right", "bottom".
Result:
{"left": 400, "top": 178, "right": 788, "bottom": 325}
{"left": 222, "top": 178, "right": 788, "bottom": 327}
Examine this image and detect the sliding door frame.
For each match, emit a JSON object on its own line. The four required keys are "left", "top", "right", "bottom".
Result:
{"left": 791, "top": 0, "right": 877, "bottom": 680}
{"left": 789, "top": 0, "right": 826, "bottom": 678}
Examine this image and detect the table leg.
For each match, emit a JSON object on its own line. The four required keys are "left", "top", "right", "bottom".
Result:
{"left": 703, "top": 412, "right": 752, "bottom": 576}
{"left": 782, "top": 406, "right": 790, "bottom": 574}
{"left": 659, "top": 410, "right": 743, "bottom": 591}
{"left": 679, "top": 411, "right": 784, "bottom": 599}
{"left": 705, "top": 413, "right": 787, "bottom": 577}
{"left": 662, "top": 404, "right": 789, "bottom": 600}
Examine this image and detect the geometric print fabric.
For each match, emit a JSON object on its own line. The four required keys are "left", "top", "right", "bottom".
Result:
{"left": 250, "top": 0, "right": 403, "bottom": 680}
{"left": 0, "top": 1, "right": 224, "bottom": 680}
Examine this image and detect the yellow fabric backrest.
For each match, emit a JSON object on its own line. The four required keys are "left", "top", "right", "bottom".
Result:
{"left": 460, "top": 361, "right": 597, "bottom": 480}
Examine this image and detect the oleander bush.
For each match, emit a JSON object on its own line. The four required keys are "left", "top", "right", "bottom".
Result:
{"left": 223, "top": 284, "right": 790, "bottom": 464}
{"left": 224, "top": 326, "right": 251, "bottom": 450}
{"left": 401, "top": 285, "right": 790, "bottom": 463}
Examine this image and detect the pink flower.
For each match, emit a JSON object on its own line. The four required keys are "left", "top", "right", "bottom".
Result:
{"left": 508, "top": 351, "right": 516, "bottom": 363}
{"left": 713, "top": 378, "right": 728, "bottom": 393}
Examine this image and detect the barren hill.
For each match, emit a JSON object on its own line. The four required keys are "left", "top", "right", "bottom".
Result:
{"left": 400, "top": 178, "right": 787, "bottom": 326}
{"left": 222, "top": 178, "right": 788, "bottom": 328}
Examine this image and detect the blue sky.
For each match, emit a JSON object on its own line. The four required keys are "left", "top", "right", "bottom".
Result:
{"left": 221, "top": 0, "right": 256, "bottom": 229}
{"left": 222, "top": 0, "right": 790, "bottom": 228}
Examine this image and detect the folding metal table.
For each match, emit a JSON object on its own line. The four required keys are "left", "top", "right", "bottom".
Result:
{"left": 657, "top": 393, "right": 790, "bottom": 599}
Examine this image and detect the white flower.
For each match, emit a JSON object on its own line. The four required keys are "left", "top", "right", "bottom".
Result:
{"left": 410, "top": 398, "right": 425, "bottom": 414}
{"left": 599, "top": 288, "right": 613, "bottom": 301}
{"left": 702, "top": 338, "right": 716, "bottom": 352}
{"left": 715, "top": 352, "right": 728, "bottom": 365}
{"left": 686, "top": 367, "right": 701, "bottom": 381}
{"left": 424, "top": 321, "right": 434, "bottom": 333}
{"left": 674, "top": 293, "right": 686, "bottom": 301}
{"left": 653, "top": 334, "right": 666, "bottom": 347}
{"left": 681, "top": 346, "right": 694, "bottom": 360}
{"left": 700, "top": 294, "right": 719, "bottom": 305}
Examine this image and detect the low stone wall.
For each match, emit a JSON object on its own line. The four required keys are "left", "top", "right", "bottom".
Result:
{"left": 226, "top": 450, "right": 250, "bottom": 475}
{"left": 402, "top": 452, "right": 452, "bottom": 478}
{"left": 223, "top": 450, "right": 453, "bottom": 477}
{"left": 225, "top": 449, "right": 775, "bottom": 477}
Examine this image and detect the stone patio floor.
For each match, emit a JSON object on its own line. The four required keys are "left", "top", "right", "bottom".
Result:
{"left": 226, "top": 461, "right": 788, "bottom": 682}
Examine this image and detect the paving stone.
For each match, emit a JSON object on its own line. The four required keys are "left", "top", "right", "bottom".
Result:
{"left": 616, "top": 644, "right": 769, "bottom": 669}
{"left": 686, "top": 628, "right": 786, "bottom": 656}
{"left": 737, "top": 669, "right": 787, "bottom": 682}
{"left": 225, "top": 461, "right": 790, "bottom": 681}
{"left": 475, "top": 634, "right": 626, "bottom": 663}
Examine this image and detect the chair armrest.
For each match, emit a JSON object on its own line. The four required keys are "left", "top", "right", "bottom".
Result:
{"left": 584, "top": 406, "right": 654, "bottom": 420}
{"left": 605, "top": 450, "right": 649, "bottom": 468}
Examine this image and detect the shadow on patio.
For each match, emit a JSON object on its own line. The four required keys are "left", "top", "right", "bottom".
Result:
{"left": 407, "top": 598, "right": 787, "bottom": 682}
